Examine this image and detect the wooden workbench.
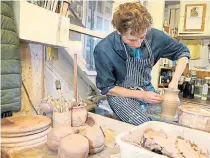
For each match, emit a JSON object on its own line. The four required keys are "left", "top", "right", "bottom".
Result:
{"left": 10, "top": 113, "right": 134, "bottom": 158}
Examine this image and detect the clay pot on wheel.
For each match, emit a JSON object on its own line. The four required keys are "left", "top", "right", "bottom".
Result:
{"left": 71, "top": 104, "right": 88, "bottom": 127}
{"left": 161, "top": 88, "right": 180, "bottom": 118}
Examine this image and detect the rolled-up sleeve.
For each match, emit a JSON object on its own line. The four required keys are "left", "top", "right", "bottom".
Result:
{"left": 94, "top": 46, "right": 116, "bottom": 95}
{"left": 154, "top": 30, "right": 191, "bottom": 61}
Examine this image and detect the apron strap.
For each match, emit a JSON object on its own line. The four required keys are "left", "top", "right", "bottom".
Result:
{"left": 121, "top": 38, "right": 153, "bottom": 59}
{"left": 122, "top": 41, "right": 129, "bottom": 58}
{"left": 144, "top": 39, "right": 153, "bottom": 58}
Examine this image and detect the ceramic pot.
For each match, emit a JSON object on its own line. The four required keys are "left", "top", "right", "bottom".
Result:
{"left": 71, "top": 105, "right": 88, "bottom": 127}
{"left": 161, "top": 88, "right": 180, "bottom": 118}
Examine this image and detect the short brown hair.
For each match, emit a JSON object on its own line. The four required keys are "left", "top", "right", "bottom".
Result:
{"left": 112, "top": 2, "right": 153, "bottom": 36}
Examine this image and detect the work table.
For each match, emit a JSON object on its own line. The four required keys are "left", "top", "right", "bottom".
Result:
{"left": 10, "top": 113, "right": 134, "bottom": 158}
{"left": 180, "top": 95, "right": 210, "bottom": 106}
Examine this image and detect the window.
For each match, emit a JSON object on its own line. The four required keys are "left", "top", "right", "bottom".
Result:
{"left": 105, "top": 7, "right": 110, "bottom": 14}
{"left": 68, "top": 0, "right": 115, "bottom": 72}
{"left": 96, "top": 16, "right": 103, "bottom": 30}
{"left": 69, "top": 30, "right": 101, "bottom": 71}
{"left": 97, "top": 1, "right": 103, "bottom": 13}
{"left": 104, "top": 19, "right": 109, "bottom": 32}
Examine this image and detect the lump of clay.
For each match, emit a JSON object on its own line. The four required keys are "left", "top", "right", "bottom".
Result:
{"left": 58, "top": 134, "right": 89, "bottom": 158}
{"left": 47, "top": 124, "right": 75, "bottom": 151}
{"left": 82, "top": 126, "right": 105, "bottom": 154}
{"left": 141, "top": 129, "right": 208, "bottom": 158}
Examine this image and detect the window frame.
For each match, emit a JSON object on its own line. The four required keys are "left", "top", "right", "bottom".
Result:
{"left": 69, "top": 1, "right": 115, "bottom": 74}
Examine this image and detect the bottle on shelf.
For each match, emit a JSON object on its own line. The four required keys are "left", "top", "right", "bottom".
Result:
{"left": 201, "top": 83, "right": 209, "bottom": 100}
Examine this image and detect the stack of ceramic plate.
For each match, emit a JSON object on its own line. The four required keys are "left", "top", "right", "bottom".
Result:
{"left": 1, "top": 115, "right": 51, "bottom": 153}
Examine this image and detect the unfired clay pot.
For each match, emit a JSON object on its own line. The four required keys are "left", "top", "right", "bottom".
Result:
{"left": 82, "top": 126, "right": 105, "bottom": 154}
{"left": 58, "top": 134, "right": 89, "bottom": 158}
{"left": 71, "top": 105, "right": 88, "bottom": 127}
{"left": 47, "top": 124, "right": 75, "bottom": 151}
{"left": 161, "top": 88, "right": 180, "bottom": 118}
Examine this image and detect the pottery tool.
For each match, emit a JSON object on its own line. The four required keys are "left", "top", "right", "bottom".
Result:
{"left": 74, "top": 54, "right": 78, "bottom": 103}
{"left": 55, "top": 80, "right": 63, "bottom": 112}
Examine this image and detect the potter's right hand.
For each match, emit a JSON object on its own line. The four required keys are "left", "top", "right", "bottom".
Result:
{"left": 143, "top": 91, "right": 164, "bottom": 104}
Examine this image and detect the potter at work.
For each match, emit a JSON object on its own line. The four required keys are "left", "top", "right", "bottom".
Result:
{"left": 93, "top": 2, "right": 190, "bottom": 125}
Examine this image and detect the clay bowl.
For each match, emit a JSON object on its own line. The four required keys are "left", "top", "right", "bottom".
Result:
{"left": 71, "top": 104, "right": 88, "bottom": 127}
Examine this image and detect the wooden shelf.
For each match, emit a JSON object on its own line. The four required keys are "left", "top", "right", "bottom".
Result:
{"left": 13, "top": 1, "right": 70, "bottom": 47}
{"left": 194, "top": 84, "right": 210, "bottom": 88}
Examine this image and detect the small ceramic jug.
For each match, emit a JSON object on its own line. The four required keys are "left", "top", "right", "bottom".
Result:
{"left": 161, "top": 88, "right": 180, "bottom": 118}
{"left": 71, "top": 104, "right": 88, "bottom": 127}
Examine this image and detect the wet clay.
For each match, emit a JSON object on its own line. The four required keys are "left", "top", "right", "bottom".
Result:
{"left": 161, "top": 88, "right": 180, "bottom": 118}
{"left": 47, "top": 125, "right": 75, "bottom": 151}
{"left": 142, "top": 129, "right": 208, "bottom": 158}
{"left": 58, "top": 134, "right": 89, "bottom": 158}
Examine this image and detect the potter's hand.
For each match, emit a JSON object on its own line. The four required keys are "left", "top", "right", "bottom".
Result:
{"left": 143, "top": 91, "right": 164, "bottom": 104}
{"left": 168, "top": 80, "right": 178, "bottom": 90}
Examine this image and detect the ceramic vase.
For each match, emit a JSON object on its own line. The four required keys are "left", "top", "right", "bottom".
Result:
{"left": 71, "top": 104, "right": 88, "bottom": 127}
{"left": 161, "top": 88, "right": 180, "bottom": 118}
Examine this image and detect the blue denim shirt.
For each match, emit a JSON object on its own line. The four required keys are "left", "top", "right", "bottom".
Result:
{"left": 93, "top": 28, "right": 190, "bottom": 95}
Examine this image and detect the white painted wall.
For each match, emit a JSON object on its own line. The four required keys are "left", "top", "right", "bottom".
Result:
{"left": 147, "top": 1, "right": 165, "bottom": 89}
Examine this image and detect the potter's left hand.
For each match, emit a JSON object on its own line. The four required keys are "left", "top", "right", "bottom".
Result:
{"left": 168, "top": 80, "right": 178, "bottom": 90}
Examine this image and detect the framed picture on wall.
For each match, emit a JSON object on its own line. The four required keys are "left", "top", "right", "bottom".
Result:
{"left": 184, "top": 3, "right": 207, "bottom": 31}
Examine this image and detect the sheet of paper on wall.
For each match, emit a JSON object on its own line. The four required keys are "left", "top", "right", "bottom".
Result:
{"left": 183, "top": 40, "right": 201, "bottom": 60}
{"left": 185, "top": 5, "right": 203, "bottom": 30}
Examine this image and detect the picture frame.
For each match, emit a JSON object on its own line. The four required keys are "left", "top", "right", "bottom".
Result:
{"left": 184, "top": 3, "right": 207, "bottom": 31}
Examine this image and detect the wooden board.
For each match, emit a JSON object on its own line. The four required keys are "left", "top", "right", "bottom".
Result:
{"left": 1, "top": 115, "right": 51, "bottom": 134}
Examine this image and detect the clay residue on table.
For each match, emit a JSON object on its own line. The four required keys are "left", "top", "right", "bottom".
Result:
{"left": 122, "top": 129, "right": 209, "bottom": 158}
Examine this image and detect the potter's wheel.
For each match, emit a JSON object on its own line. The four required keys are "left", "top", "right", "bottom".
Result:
{"left": 146, "top": 105, "right": 178, "bottom": 122}
{"left": 156, "top": 112, "right": 178, "bottom": 122}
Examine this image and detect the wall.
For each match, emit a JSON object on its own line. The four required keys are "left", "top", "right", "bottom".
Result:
{"left": 14, "top": 42, "right": 97, "bottom": 116}
{"left": 45, "top": 48, "right": 97, "bottom": 101}
{"left": 147, "top": 1, "right": 165, "bottom": 89}
{"left": 14, "top": 42, "right": 44, "bottom": 115}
